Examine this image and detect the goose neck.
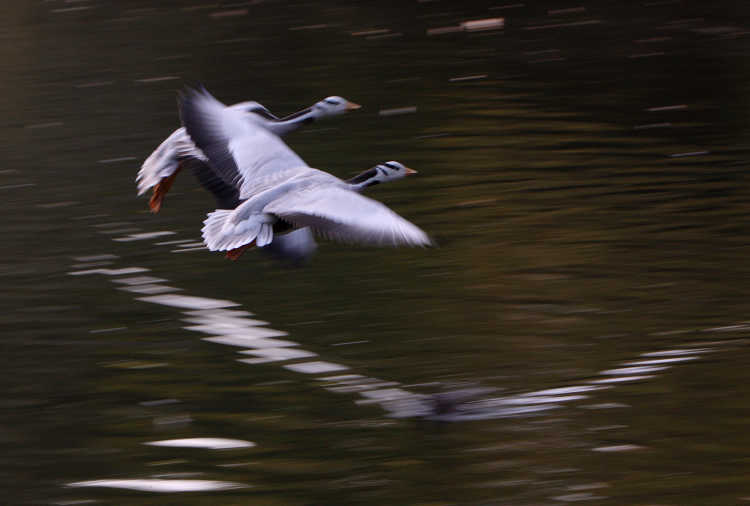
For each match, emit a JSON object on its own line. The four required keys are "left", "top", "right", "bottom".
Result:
{"left": 269, "top": 107, "right": 316, "bottom": 135}
{"left": 346, "top": 167, "right": 380, "bottom": 192}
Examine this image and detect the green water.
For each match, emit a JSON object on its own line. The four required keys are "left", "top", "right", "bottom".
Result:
{"left": 3, "top": 1, "right": 750, "bottom": 504}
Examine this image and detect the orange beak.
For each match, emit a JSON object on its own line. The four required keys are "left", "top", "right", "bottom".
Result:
{"left": 346, "top": 101, "right": 362, "bottom": 111}
{"left": 404, "top": 166, "right": 418, "bottom": 175}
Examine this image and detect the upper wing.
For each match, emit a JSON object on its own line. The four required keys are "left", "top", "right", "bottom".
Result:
{"left": 178, "top": 87, "right": 309, "bottom": 199}
{"left": 264, "top": 185, "right": 432, "bottom": 247}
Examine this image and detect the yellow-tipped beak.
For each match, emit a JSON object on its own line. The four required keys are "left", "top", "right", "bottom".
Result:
{"left": 346, "top": 101, "right": 362, "bottom": 111}
{"left": 404, "top": 166, "right": 418, "bottom": 175}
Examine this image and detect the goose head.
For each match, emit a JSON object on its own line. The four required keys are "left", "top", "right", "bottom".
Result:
{"left": 347, "top": 161, "right": 417, "bottom": 190}
{"left": 311, "top": 96, "right": 362, "bottom": 118}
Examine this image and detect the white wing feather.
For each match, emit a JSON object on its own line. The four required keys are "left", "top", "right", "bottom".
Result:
{"left": 264, "top": 186, "right": 432, "bottom": 247}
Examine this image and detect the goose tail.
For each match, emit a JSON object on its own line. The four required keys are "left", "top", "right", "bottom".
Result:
{"left": 202, "top": 208, "right": 267, "bottom": 252}
{"left": 201, "top": 209, "right": 235, "bottom": 251}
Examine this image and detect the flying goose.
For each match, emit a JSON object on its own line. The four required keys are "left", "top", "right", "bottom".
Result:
{"left": 136, "top": 96, "right": 361, "bottom": 213}
{"left": 178, "top": 87, "right": 431, "bottom": 260}
{"left": 193, "top": 159, "right": 420, "bottom": 261}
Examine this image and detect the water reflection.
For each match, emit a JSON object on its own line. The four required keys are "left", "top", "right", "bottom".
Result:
{"left": 68, "top": 222, "right": 718, "bottom": 426}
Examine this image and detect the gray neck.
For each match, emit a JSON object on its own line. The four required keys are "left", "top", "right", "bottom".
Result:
{"left": 265, "top": 107, "right": 316, "bottom": 136}
{"left": 346, "top": 167, "right": 380, "bottom": 192}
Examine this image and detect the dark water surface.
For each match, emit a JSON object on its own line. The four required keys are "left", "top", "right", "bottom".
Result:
{"left": 4, "top": 1, "right": 750, "bottom": 504}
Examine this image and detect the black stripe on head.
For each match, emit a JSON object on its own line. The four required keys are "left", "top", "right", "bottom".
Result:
{"left": 384, "top": 162, "right": 400, "bottom": 171}
{"left": 324, "top": 98, "right": 340, "bottom": 105}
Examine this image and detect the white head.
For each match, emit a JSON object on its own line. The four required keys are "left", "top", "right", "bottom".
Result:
{"left": 373, "top": 161, "right": 417, "bottom": 182}
{"left": 311, "top": 96, "right": 362, "bottom": 117}
{"left": 349, "top": 161, "right": 417, "bottom": 189}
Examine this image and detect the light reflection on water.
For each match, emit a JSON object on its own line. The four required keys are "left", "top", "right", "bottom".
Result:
{"left": 67, "top": 228, "right": 720, "bottom": 426}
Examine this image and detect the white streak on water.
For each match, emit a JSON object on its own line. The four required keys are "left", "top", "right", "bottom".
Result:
{"left": 283, "top": 361, "right": 349, "bottom": 374}
{"left": 138, "top": 294, "right": 238, "bottom": 310}
{"left": 203, "top": 336, "right": 297, "bottom": 348}
{"left": 599, "top": 366, "right": 669, "bottom": 376}
{"left": 184, "top": 308, "right": 255, "bottom": 318}
{"left": 325, "top": 381, "right": 400, "bottom": 393}
{"left": 591, "top": 444, "right": 643, "bottom": 452}
{"left": 623, "top": 357, "right": 698, "bottom": 366}
{"left": 155, "top": 239, "right": 197, "bottom": 246}
{"left": 135, "top": 76, "right": 181, "bottom": 83}
{"left": 172, "top": 246, "right": 208, "bottom": 253}
{"left": 238, "top": 347, "right": 318, "bottom": 364}
{"left": 98, "top": 156, "right": 137, "bottom": 164}
{"left": 705, "top": 323, "right": 750, "bottom": 332}
{"left": 461, "top": 18, "right": 505, "bottom": 31}
{"left": 144, "top": 438, "right": 255, "bottom": 449}
{"left": 379, "top": 106, "right": 418, "bottom": 116}
{"left": 0, "top": 183, "right": 35, "bottom": 190}
{"left": 119, "top": 284, "right": 182, "bottom": 295}
{"left": 68, "top": 267, "right": 149, "bottom": 276}
{"left": 182, "top": 315, "right": 267, "bottom": 326}
{"left": 73, "top": 254, "right": 119, "bottom": 262}
{"left": 111, "top": 275, "right": 168, "bottom": 285}
{"left": 589, "top": 375, "right": 655, "bottom": 384}
{"left": 449, "top": 74, "right": 488, "bottom": 82}
{"left": 114, "top": 231, "right": 176, "bottom": 242}
{"left": 641, "top": 348, "right": 707, "bottom": 357}
{"left": 68, "top": 479, "right": 247, "bottom": 492}
{"left": 521, "top": 386, "right": 607, "bottom": 396}
{"left": 184, "top": 324, "right": 284, "bottom": 337}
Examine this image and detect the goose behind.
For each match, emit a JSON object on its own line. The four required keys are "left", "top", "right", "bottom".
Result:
{"left": 136, "top": 94, "right": 361, "bottom": 213}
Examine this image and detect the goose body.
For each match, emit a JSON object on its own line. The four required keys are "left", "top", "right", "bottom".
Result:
{"left": 178, "top": 87, "right": 431, "bottom": 260}
{"left": 136, "top": 96, "right": 360, "bottom": 212}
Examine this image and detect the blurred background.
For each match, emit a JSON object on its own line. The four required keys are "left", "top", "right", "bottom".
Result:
{"left": 3, "top": 0, "right": 750, "bottom": 504}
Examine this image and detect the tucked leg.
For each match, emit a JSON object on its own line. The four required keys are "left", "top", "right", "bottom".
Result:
{"left": 226, "top": 240, "right": 256, "bottom": 261}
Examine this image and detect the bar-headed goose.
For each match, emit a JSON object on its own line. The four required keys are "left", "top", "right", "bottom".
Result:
{"left": 136, "top": 95, "right": 360, "bottom": 212}
{"left": 193, "top": 159, "right": 420, "bottom": 261}
{"left": 178, "top": 87, "right": 431, "bottom": 260}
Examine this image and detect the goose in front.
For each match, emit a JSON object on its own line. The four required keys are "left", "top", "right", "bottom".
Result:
{"left": 136, "top": 95, "right": 360, "bottom": 213}
{"left": 194, "top": 159, "right": 420, "bottom": 261}
{"left": 178, "top": 87, "right": 432, "bottom": 259}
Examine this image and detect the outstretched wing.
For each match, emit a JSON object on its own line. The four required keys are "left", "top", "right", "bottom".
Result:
{"left": 178, "top": 87, "right": 309, "bottom": 199}
{"left": 264, "top": 185, "right": 432, "bottom": 247}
